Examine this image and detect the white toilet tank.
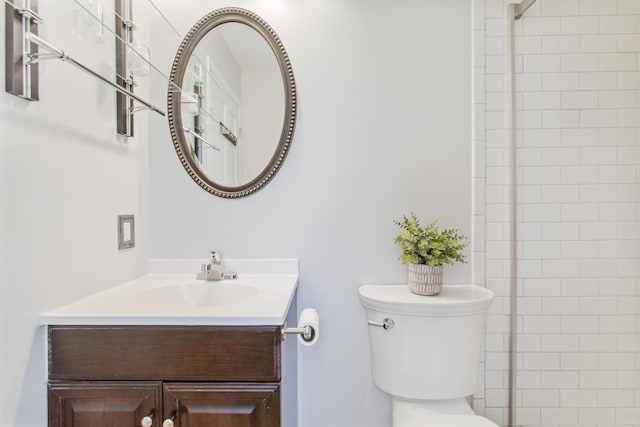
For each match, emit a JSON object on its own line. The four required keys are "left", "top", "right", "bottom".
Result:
{"left": 359, "top": 284, "right": 494, "bottom": 400}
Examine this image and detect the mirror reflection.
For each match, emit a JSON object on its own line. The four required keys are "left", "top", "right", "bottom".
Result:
{"left": 182, "top": 23, "right": 284, "bottom": 187}
{"left": 168, "top": 8, "right": 296, "bottom": 198}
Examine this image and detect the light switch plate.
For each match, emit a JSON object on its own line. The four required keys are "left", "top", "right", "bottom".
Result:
{"left": 118, "top": 215, "right": 135, "bottom": 250}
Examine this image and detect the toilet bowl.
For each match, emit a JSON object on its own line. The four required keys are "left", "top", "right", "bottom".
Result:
{"left": 359, "top": 284, "right": 496, "bottom": 426}
{"left": 392, "top": 398, "right": 497, "bottom": 427}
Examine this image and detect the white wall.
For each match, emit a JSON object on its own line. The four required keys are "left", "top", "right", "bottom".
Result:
{"left": 474, "top": 0, "right": 640, "bottom": 426}
{"left": 0, "top": 2, "right": 151, "bottom": 425}
{"left": 150, "top": 0, "right": 472, "bottom": 426}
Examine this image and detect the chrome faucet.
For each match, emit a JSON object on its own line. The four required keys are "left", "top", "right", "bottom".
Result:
{"left": 196, "top": 250, "right": 238, "bottom": 281}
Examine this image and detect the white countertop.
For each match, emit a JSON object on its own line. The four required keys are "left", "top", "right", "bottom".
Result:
{"left": 40, "top": 259, "right": 299, "bottom": 326}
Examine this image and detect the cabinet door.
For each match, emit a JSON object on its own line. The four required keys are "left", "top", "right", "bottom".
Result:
{"left": 48, "top": 381, "right": 162, "bottom": 427}
{"left": 164, "top": 383, "right": 280, "bottom": 427}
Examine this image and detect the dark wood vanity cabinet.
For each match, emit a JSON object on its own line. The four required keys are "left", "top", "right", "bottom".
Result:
{"left": 48, "top": 382, "right": 162, "bottom": 427}
{"left": 163, "top": 383, "right": 279, "bottom": 427}
{"left": 47, "top": 325, "right": 282, "bottom": 427}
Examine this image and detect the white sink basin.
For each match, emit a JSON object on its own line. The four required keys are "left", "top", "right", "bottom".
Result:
{"left": 39, "top": 258, "right": 299, "bottom": 326}
{"left": 131, "top": 282, "right": 260, "bottom": 309}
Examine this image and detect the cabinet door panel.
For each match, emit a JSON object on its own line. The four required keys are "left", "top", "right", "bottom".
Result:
{"left": 48, "top": 382, "right": 161, "bottom": 427}
{"left": 164, "top": 383, "right": 279, "bottom": 427}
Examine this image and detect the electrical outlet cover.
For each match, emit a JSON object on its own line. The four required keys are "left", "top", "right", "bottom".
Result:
{"left": 118, "top": 215, "right": 135, "bottom": 250}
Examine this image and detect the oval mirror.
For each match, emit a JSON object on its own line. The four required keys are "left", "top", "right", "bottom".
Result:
{"left": 167, "top": 8, "right": 296, "bottom": 198}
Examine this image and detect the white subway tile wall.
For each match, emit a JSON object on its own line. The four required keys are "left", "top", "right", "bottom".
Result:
{"left": 474, "top": 0, "right": 640, "bottom": 426}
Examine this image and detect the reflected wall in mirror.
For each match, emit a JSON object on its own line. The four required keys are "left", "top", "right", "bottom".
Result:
{"left": 168, "top": 8, "right": 296, "bottom": 198}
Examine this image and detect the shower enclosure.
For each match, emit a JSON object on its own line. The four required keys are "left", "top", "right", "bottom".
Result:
{"left": 473, "top": 0, "right": 640, "bottom": 426}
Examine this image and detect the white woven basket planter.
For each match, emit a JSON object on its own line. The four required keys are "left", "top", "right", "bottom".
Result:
{"left": 407, "top": 263, "right": 443, "bottom": 296}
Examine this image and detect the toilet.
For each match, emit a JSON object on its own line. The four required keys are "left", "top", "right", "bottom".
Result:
{"left": 359, "top": 284, "right": 496, "bottom": 427}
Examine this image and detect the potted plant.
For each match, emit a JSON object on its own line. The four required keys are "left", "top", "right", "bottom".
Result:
{"left": 394, "top": 213, "right": 468, "bottom": 296}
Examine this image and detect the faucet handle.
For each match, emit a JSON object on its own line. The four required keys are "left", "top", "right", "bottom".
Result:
{"left": 208, "top": 250, "right": 222, "bottom": 265}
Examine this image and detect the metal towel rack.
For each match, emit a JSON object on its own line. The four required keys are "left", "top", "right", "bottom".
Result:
{"left": 26, "top": 32, "right": 165, "bottom": 116}
{"left": 5, "top": 0, "right": 166, "bottom": 130}
{"left": 183, "top": 127, "right": 220, "bottom": 151}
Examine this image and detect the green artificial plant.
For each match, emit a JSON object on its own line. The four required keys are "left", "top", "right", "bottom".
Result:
{"left": 394, "top": 213, "right": 468, "bottom": 267}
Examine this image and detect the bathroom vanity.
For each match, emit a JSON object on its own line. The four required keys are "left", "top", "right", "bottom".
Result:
{"left": 41, "top": 259, "right": 299, "bottom": 427}
{"left": 48, "top": 325, "right": 282, "bottom": 426}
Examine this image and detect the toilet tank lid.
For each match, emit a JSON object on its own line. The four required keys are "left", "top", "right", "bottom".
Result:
{"left": 358, "top": 284, "right": 494, "bottom": 316}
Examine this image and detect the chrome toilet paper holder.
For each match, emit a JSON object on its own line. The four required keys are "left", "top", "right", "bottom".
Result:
{"left": 282, "top": 323, "right": 315, "bottom": 342}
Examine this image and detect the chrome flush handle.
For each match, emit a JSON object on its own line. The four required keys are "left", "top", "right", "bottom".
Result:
{"left": 368, "top": 318, "right": 395, "bottom": 330}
